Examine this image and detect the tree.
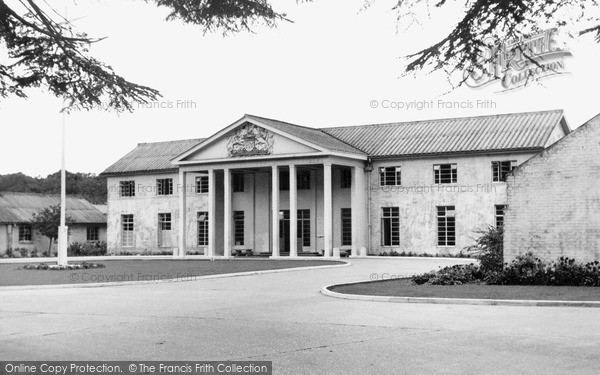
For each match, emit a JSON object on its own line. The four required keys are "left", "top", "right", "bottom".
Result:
{"left": 1, "top": 0, "right": 599, "bottom": 109}
{"left": 30, "top": 204, "right": 72, "bottom": 254}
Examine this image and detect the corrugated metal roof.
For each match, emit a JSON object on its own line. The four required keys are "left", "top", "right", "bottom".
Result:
{"left": 321, "top": 110, "right": 565, "bottom": 157}
{"left": 102, "top": 138, "right": 204, "bottom": 176}
{"left": 0, "top": 192, "right": 106, "bottom": 224}
{"left": 102, "top": 110, "right": 566, "bottom": 174}
{"left": 244, "top": 114, "right": 365, "bottom": 155}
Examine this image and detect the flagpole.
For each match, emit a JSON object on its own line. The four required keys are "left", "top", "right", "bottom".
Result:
{"left": 57, "top": 109, "right": 68, "bottom": 266}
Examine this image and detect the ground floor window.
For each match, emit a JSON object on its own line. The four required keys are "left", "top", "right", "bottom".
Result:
{"left": 121, "top": 214, "right": 135, "bottom": 247}
{"left": 495, "top": 205, "right": 506, "bottom": 228}
{"left": 341, "top": 208, "right": 352, "bottom": 246}
{"left": 87, "top": 226, "right": 99, "bottom": 242}
{"left": 381, "top": 207, "right": 400, "bottom": 246}
{"left": 297, "top": 209, "right": 311, "bottom": 247}
{"left": 437, "top": 206, "right": 456, "bottom": 246}
{"left": 197, "top": 212, "right": 209, "bottom": 246}
{"left": 18, "top": 224, "right": 32, "bottom": 242}
{"left": 233, "top": 211, "right": 244, "bottom": 246}
{"left": 158, "top": 213, "right": 172, "bottom": 247}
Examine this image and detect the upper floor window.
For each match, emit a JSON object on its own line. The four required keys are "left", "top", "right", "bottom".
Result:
{"left": 196, "top": 176, "right": 209, "bottom": 193}
{"left": 492, "top": 161, "right": 517, "bottom": 182}
{"left": 298, "top": 170, "right": 311, "bottom": 190}
{"left": 341, "top": 169, "right": 352, "bottom": 189}
{"left": 434, "top": 164, "right": 457, "bottom": 184}
{"left": 18, "top": 224, "right": 32, "bottom": 242}
{"left": 87, "top": 226, "right": 99, "bottom": 242}
{"left": 233, "top": 174, "right": 245, "bottom": 192}
{"left": 380, "top": 167, "right": 401, "bottom": 186}
{"left": 157, "top": 178, "right": 173, "bottom": 196}
{"left": 119, "top": 180, "right": 135, "bottom": 197}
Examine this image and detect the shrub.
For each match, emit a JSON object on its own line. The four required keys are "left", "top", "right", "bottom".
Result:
{"left": 67, "top": 241, "right": 107, "bottom": 256}
{"left": 466, "top": 226, "right": 503, "bottom": 273}
{"left": 412, "top": 264, "right": 482, "bottom": 285}
{"left": 498, "top": 253, "right": 548, "bottom": 285}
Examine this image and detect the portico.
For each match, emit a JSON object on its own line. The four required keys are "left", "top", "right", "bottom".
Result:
{"left": 171, "top": 115, "right": 369, "bottom": 259}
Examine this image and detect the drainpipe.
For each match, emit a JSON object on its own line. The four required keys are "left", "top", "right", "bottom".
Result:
{"left": 365, "top": 158, "right": 374, "bottom": 256}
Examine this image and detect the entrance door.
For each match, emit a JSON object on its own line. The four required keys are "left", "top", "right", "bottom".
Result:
{"left": 279, "top": 210, "right": 290, "bottom": 254}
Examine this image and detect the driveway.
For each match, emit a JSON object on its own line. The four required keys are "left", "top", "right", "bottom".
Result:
{"left": 1, "top": 258, "right": 599, "bottom": 375}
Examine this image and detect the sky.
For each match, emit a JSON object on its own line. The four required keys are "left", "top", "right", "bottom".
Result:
{"left": 1, "top": 0, "right": 600, "bottom": 176}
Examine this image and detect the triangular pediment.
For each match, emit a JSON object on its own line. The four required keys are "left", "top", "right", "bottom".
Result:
{"left": 174, "top": 118, "right": 322, "bottom": 163}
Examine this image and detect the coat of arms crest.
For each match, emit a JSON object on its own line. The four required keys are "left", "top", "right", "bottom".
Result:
{"left": 227, "top": 124, "right": 274, "bottom": 156}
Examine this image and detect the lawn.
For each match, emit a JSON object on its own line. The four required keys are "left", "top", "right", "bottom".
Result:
{"left": 330, "top": 278, "right": 600, "bottom": 301}
{"left": 0, "top": 259, "right": 342, "bottom": 286}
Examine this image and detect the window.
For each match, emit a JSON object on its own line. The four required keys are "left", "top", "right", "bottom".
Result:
{"left": 379, "top": 167, "right": 401, "bottom": 186}
{"left": 437, "top": 206, "right": 456, "bottom": 246}
{"left": 197, "top": 212, "right": 209, "bottom": 246}
{"left": 341, "top": 208, "right": 352, "bottom": 246}
{"left": 381, "top": 207, "right": 400, "bottom": 246}
{"left": 233, "top": 174, "right": 245, "bottom": 192}
{"left": 297, "top": 209, "right": 311, "bottom": 247}
{"left": 158, "top": 213, "right": 172, "bottom": 231}
{"left": 280, "top": 170, "right": 310, "bottom": 190}
{"left": 18, "top": 224, "right": 32, "bottom": 242}
{"left": 196, "top": 176, "right": 209, "bottom": 193}
{"left": 298, "top": 170, "right": 311, "bottom": 190}
{"left": 279, "top": 170, "right": 289, "bottom": 191}
{"left": 233, "top": 211, "right": 245, "bottom": 245}
{"left": 86, "top": 226, "right": 99, "bottom": 242}
{"left": 119, "top": 180, "right": 135, "bottom": 197}
{"left": 341, "top": 169, "right": 352, "bottom": 189}
{"left": 157, "top": 178, "right": 173, "bottom": 195}
{"left": 495, "top": 205, "right": 506, "bottom": 228}
{"left": 492, "top": 161, "right": 517, "bottom": 182}
{"left": 121, "top": 214, "right": 135, "bottom": 247}
{"left": 434, "top": 164, "right": 457, "bottom": 184}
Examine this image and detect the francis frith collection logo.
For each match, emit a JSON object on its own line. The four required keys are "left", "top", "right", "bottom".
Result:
{"left": 465, "top": 28, "right": 572, "bottom": 91}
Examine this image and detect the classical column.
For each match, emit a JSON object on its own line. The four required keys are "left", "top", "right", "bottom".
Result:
{"left": 351, "top": 165, "right": 367, "bottom": 257}
{"left": 223, "top": 168, "right": 232, "bottom": 258}
{"left": 177, "top": 169, "right": 186, "bottom": 258}
{"left": 323, "top": 162, "right": 333, "bottom": 257}
{"left": 289, "top": 165, "right": 298, "bottom": 257}
{"left": 271, "top": 165, "right": 280, "bottom": 257}
{"left": 207, "top": 169, "right": 216, "bottom": 257}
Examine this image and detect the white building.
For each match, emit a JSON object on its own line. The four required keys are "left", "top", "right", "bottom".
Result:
{"left": 101, "top": 110, "right": 569, "bottom": 257}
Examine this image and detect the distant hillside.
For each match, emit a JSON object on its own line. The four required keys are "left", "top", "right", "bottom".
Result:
{"left": 0, "top": 172, "right": 107, "bottom": 204}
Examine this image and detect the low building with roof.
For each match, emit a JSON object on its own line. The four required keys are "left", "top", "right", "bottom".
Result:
{"left": 101, "top": 110, "right": 570, "bottom": 257}
{"left": 0, "top": 192, "right": 107, "bottom": 256}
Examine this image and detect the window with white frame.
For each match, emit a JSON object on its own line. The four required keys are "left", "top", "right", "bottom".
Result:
{"left": 18, "top": 224, "right": 32, "bottom": 242}
{"left": 233, "top": 211, "right": 244, "bottom": 246}
{"left": 196, "top": 176, "right": 209, "bottom": 193}
{"left": 379, "top": 167, "right": 401, "bottom": 186}
{"left": 121, "top": 214, "right": 135, "bottom": 247}
{"left": 492, "top": 161, "right": 517, "bottom": 182}
{"left": 119, "top": 180, "right": 135, "bottom": 197}
{"left": 495, "top": 205, "right": 506, "bottom": 228}
{"left": 197, "top": 212, "right": 209, "bottom": 246}
{"left": 434, "top": 164, "right": 457, "bottom": 184}
{"left": 156, "top": 178, "right": 173, "bottom": 195}
{"left": 341, "top": 208, "right": 352, "bottom": 246}
{"left": 437, "top": 206, "right": 456, "bottom": 246}
{"left": 86, "top": 226, "right": 99, "bottom": 242}
{"left": 381, "top": 207, "right": 400, "bottom": 246}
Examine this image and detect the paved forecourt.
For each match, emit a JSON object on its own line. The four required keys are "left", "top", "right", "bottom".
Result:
{"left": 1, "top": 257, "right": 599, "bottom": 375}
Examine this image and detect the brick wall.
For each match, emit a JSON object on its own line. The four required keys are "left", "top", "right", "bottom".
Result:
{"left": 505, "top": 115, "right": 600, "bottom": 263}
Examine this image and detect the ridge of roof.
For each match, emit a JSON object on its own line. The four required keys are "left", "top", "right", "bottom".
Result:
{"left": 320, "top": 109, "right": 564, "bottom": 131}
